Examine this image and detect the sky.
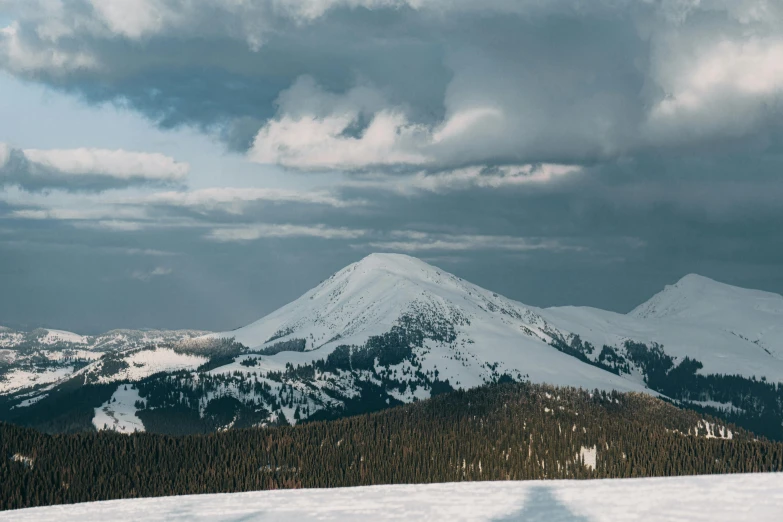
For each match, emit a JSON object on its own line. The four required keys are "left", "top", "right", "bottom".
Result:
{"left": 1, "top": 0, "right": 782, "bottom": 334}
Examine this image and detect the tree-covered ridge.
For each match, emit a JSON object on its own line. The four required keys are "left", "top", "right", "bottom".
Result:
{"left": 4, "top": 319, "right": 783, "bottom": 441}
{"left": 548, "top": 334, "right": 783, "bottom": 440}
{"left": 2, "top": 382, "right": 780, "bottom": 512}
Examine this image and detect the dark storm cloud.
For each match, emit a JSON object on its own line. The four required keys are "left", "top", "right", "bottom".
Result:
{"left": 1, "top": 3, "right": 451, "bottom": 151}
{"left": 6, "top": 1, "right": 783, "bottom": 169}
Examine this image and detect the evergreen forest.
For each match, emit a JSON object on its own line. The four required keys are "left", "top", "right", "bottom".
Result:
{"left": 3, "top": 382, "right": 782, "bottom": 511}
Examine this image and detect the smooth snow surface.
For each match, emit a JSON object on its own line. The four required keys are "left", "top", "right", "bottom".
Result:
{"left": 92, "top": 385, "right": 145, "bottom": 433}
{"left": 630, "top": 274, "right": 783, "bottom": 359}
{"left": 4, "top": 474, "right": 783, "bottom": 521}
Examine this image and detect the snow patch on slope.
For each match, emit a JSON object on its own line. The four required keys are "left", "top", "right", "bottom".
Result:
{"left": 579, "top": 446, "right": 597, "bottom": 470}
{"left": 0, "top": 366, "right": 74, "bottom": 394}
{"left": 39, "top": 329, "right": 88, "bottom": 345}
{"left": 93, "top": 385, "right": 145, "bottom": 433}
{"left": 94, "top": 348, "right": 207, "bottom": 383}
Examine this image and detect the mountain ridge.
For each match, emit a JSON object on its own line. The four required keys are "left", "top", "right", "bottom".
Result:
{"left": 3, "top": 253, "right": 783, "bottom": 438}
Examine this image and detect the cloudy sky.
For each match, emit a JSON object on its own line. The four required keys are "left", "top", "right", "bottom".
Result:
{"left": 1, "top": 0, "right": 782, "bottom": 333}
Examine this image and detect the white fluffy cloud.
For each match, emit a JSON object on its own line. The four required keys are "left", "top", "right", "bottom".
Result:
{"left": 145, "top": 187, "right": 362, "bottom": 210}
{"left": 249, "top": 76, "right": 509, "bottom": 170}
{"left": 250, "top": 110, "right": 429, "bottom": 170}
{"left": 0, "top": 0, "right": 420, "bottom": 70}
{"left": 0, "top": 23, "right": 98, "bottom": 73}
{"left": 647, "top": 36, "right": 783, "bottom": 139}
{"left": 206, "top": 223, "right": 367, "bottom": 242}
{"left": 248, "top": 76, "right": 429, "bottom": 169}
{"left": 0, "top": 143, "right": 189, "bottom": 190}
{"left": 0, "top": 142, "right": 9, "bottom": 168}
{"left": 88, "top": 0, "right": 171, "bottom": 40}
{"left": 364, "top": 230, "right": 583, "bottom": 253}
{"left": 21, "top": 147, "right": 189, "bottom": 180}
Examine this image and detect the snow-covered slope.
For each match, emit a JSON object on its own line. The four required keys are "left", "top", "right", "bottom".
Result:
{"left": 543, "top": 274, "right": 783, "bottom": 382}
{"left": 0, "top": 329, "right": 209, "bottom": 398}
{"left": 222, "top": 253, "right": 550, "bottom": 349}
{"left": 0, "top": 328, "right": 210, "bottom": 351}
{"left": 631, "top": 274, "right": 783, "bottom": 357}
{"left": 5, "top": 473, "right": 782, "bottom": 522}
{"left": 213, "top": 253, "right": 647, "bottom": 394}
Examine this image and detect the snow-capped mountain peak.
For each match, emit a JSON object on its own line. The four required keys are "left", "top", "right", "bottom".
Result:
{"left": 213, "top": 253, "right": 647, "bottom": 398}
{"left": 221, "top": 252, "right": 551, "bottom": 353}
{"left": 630, "top": 273, "right": 783, "bottom": 321}
{"left": 626, "top": 273, "right": 783, "bottom": 358}
{"left": 543, "top": 272, "right": 783, "bottom": 383}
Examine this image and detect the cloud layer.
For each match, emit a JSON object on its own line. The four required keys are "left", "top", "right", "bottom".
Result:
{"left": 0, "top": 143, "right": 189, "bottom": 191}
{"left": 4, "top": 0, "right": 783, "bottom": 170}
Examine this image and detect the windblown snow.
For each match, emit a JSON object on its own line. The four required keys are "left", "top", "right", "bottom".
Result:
{"left": 3, "top": 473, "right": 781, "bottom": 521}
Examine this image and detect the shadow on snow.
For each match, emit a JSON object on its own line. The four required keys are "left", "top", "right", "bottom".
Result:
{"left": 494, "top": 486, "right": 592, "bottom": 522}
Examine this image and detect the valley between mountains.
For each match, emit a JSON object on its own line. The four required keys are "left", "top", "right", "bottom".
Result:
{"left": 2, "top": 253, "right": 783, "bottom": 438}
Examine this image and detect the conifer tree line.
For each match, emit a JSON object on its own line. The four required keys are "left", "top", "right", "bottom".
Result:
{"left": 3, "top": 382, "right": 783, "bottom": 511}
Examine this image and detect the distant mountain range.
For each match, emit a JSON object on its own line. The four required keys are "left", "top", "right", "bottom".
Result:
{"left": 2, "top": 253, "right": 782, "bottom": 437}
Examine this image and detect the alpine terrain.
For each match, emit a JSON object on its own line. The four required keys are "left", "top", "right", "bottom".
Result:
{"left": 2, "top": 254, "right": 783, "bottom": 437}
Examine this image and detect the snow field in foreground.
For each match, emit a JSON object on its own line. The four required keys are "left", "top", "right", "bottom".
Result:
{"left": 4, "top": 473, "right": 782, "bottom": 521}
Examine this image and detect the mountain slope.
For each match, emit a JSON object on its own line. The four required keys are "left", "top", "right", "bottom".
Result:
{"left": 0, "top": 329, "right": 209, "bottom": 396}
{"left": 542, "top": 274, "right": 783, "bottom": 382}
{"left": 631, "top": 274, "right": 783, "bottom": 358}
{"left": 212, "top": 253, "right": 648, "bottom": 394}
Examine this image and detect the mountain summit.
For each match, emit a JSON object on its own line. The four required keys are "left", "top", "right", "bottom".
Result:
{"left": 625, "top": 273, "right": 783, "bottom": 360}
{"left": 630, "top": 273, "right": 783, "bottom": 322}
{"left": 217, "top": 253, "right": 645, "bottom": 394}
{"left": 225, "top": 252, "right": 549, "bottom": 350}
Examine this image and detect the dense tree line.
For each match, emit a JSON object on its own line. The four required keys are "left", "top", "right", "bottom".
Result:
{"left": 551, "top": 336, "right": 783, "bottom": 439}
{"left": 3, "top": 382, "right": 782, "bottom": 511}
